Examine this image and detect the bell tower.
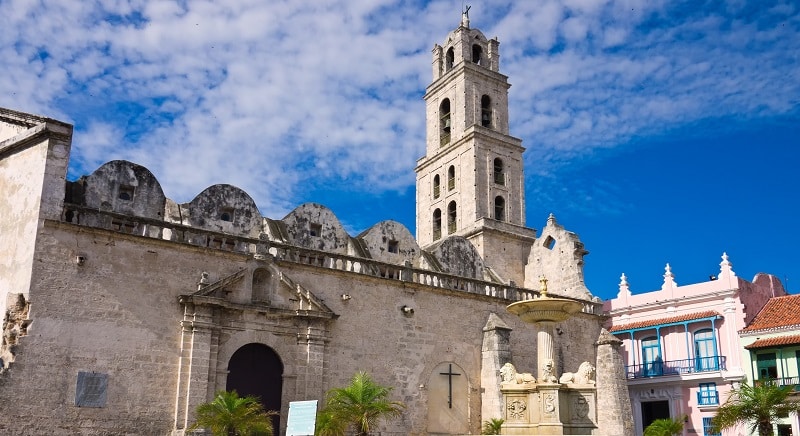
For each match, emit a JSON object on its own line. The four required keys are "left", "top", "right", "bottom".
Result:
{"left": 415, "top": 12, "right": 535, "bottom": 284}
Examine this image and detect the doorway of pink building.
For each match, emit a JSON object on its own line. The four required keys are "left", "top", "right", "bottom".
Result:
{"left": 641, "top": 400, "right": 670, "bottom": 432}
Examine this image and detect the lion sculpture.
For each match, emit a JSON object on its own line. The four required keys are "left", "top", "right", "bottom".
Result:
{"left": 540, "top": 359, "right": 558, "bottom": 383}
{"left": 499, "top": 362, "right": 535, "bottom": 386}
{"left": 559, "top": 361, "right": 596, "bottom": 385}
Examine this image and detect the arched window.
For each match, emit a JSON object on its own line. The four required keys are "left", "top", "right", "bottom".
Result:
{"left": 694, "top": 329, "right": 718, "bottom": 371}
{"left": 472, "top": 44, "right": 483, "bottom": 65}
{"left": 433, "top": 175, "right": 441, "bottom": 198}
{"left": 493, "top": 157, "right": 504, "bottom": 185}
{"left": 440, "top": 99, "right": 451, "bottom": 146}
{"left": 494, "top": 196, "right": 505, "bottom": 221}
{"left": 641, "top": 336, "right": 662, "bottom": 376}
{"left": 447, "top": 165, "right": 456, "bottom": 190}
{"left": 446, "top": 47, "right": 455, "bottom": 71}
{"left": 433, "top": 209, "right": 442, "bottom": 241}
{"left": 481, "top": 95, "right": 492, "bottom": 128}
{"left": 447, "top": 201, "right": 457, "bottom": 234}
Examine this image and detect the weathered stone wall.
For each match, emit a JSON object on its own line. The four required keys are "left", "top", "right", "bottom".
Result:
{"left": 0, "top": 111, "right": 71, "bottom": 367}
{"left": 0, "top": 213, "right": 602, "bottom": 435}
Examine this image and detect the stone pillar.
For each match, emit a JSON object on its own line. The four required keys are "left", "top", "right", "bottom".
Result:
{"left": 595, "top": 329, "right": 634, "bottom": 436}
{"left": 537, "top": 321, "right": 557, "bottom": 382}
{"left": 481, "top": 313, "right": 512, "bottom": 421}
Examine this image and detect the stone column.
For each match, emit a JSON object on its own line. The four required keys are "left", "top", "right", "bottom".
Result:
{"left": 595, "top": 329, "right": 634, "bottom": 436}
{"left": 535, "top": 320, "right": 563, "bottom": 435}
{"left": 481, "top": 313, "right": 512, "bottom": 421}
{"left": 537, "top": 321, "right": 557, "bottom": 382}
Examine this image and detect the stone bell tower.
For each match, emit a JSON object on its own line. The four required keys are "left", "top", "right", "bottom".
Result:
{"left": 415, "top": 11, "right": 535, "bottom": 284}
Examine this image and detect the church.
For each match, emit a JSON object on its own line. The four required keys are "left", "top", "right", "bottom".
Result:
{"left": 0, "top": 14, "right": 631, "bottom": 435}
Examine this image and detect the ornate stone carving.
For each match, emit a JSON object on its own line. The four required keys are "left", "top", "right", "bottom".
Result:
{"left": 500, "top": 362, "right": 535, "bottom": 386}
{"left": 559, "top": 361, "right": 596, "bottom": 385}
{"left": 572, "top": 395, "right": 591, "bottom": 421}
{"left": 507, "top": 398, "right": 527, "bottom": 420}
{"left": 1, "top": 293, "right": 30, "bottom": 370}
{"left": 543, "top": 393, "right": 556, "bottom": 416}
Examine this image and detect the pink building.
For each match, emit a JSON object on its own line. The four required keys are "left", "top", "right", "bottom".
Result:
{"left": 604, "top": 254, "right": 787, "bottom": 436}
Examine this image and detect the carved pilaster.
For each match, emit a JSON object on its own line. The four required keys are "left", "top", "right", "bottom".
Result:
{"left": 294, "top": 323, "right": 328, "bottom": 401}
{"left": 173, "top": 304, "right": 216, "bottom": 432}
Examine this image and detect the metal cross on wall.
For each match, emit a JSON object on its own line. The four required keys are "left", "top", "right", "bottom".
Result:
{"left": 439, "top": 363, "right": 461, "bottom": 409}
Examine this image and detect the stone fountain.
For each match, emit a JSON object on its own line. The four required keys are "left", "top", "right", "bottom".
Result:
{"left": 500, "top": 277, "right": 598, "bottom": 435}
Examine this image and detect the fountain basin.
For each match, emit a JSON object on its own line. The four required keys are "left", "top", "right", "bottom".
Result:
{"left": 506, "top": 296, "right": 583, "bottom": 324}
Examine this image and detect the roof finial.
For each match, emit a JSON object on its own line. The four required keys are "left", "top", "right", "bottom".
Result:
{"left": 461, "top": 5, "right": 471, "bottom": 28}
{"left": 617, "top": 273, "right": 631, "bottom": 299}
{"left": 719, "top": 252, "right": 736, "bottom": 280}
{"left": 547, "top": 213, "right": 556, "bottom": 225}
{"left": 662, "top": 263, "right": 677, "bottom": 292}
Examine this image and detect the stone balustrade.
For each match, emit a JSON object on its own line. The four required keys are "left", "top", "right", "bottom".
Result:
{"left": 61, "top": 203, "right": 602, "bottom": 315}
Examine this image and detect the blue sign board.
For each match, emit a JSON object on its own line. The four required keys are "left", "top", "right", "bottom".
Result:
{"left": 286, "top": 400, "right": 318, "bottom": 436}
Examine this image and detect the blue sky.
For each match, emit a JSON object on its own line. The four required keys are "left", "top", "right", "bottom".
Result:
{"left": 3, "top": 0, "right": 798, "bottom": 300}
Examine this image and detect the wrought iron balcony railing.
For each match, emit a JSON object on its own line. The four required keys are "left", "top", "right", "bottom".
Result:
{"left": 625, "top": 356, "right": 727, "bottom": 379}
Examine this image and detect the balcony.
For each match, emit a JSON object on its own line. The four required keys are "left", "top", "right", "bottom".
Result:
{"left": 626, "top": 356, "right": 727, "bottom": 379}
{"left": 756, "top": 376, "right": 800, "bottom": 391}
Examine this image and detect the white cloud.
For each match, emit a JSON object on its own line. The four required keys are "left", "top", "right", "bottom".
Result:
{"left": 2, "top": 0, "right": 799, "bottom": 220}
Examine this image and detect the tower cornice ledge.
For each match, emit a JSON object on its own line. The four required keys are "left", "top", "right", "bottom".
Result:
{"left": 415, "top": 127, "right": 524, "bottom": 171}
{"left": 459, "top": 218, "right": 537, "bottom": 241}
{"left": 424, "top": 61, "right": 510, "bottom": 98}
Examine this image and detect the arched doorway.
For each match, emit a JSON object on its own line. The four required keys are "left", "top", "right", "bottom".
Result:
{"left": 226, "top": 343, "right": 284, "bottom": 430}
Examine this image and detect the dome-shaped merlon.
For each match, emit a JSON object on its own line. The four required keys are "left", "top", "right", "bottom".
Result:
{"left": 79, "top": 160, "right": 166, "bottom": 220}
{"left": 357, "top": 220, "right": 420, "bottom": 265}
{"left": 281, "top": 203, "right": 350, "bottom": 255}
{"left": 181, "top": 184, "right": 263, "bottom": 239}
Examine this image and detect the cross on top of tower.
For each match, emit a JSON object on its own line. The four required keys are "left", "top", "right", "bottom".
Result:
{"left": 461, "top": 5, "right": 471, "bottom": 28}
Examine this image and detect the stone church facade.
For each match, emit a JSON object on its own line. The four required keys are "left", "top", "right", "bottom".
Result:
{"left": 0, "top": 17, "right": 630, "bottom": 436}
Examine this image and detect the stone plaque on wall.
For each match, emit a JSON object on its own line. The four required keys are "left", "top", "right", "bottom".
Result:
{"left": 75, "top": 371, "right": 108, "bottom": 408}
